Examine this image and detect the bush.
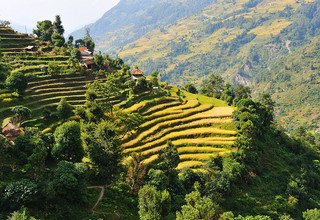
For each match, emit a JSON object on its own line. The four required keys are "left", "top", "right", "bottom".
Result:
{"left": 47, "top": 62, "right": 61, "bottom": 76}
{"left": 51, "top": 33, "right": 65, "bottom": 47}
{"left": 52, "top": 121, "right": 84, "bottom": 162}
{"left": 3, "top": 179, "right": 38, "bottom": 210}
{"left": 57, "top": 98, "right": 73, "bottom": 119}
{"left": 5, "top": 71, "right": 28, "bottom": 94}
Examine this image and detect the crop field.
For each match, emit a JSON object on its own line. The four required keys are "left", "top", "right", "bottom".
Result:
{"left": 122, "top": 93, "right": 237, "bottom": 170}
{"left": 0, "top": 27, "right": 120, "bottom": 128}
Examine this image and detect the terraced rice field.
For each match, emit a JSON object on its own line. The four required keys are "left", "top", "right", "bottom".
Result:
{"left": 0, "top": 74, "right": 124, "bottom": 127}
{"left": 122, "top": 95, "right": 237, "bottom": 170}
{"left": 0, "top": 26, "right": 114, "bottom": 126}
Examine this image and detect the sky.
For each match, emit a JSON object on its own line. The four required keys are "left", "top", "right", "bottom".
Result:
{"left": 0, "top": 0, "right": 120, "bottom": 35}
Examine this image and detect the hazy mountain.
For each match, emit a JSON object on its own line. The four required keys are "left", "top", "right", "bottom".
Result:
{"left": 71, "top": 0, "right": 213, "bottom": 52}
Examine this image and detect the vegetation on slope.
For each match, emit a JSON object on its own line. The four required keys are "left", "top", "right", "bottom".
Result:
{"left": 100, "top": 0, "right": 319, "bottom": 131}
{"left": 0, "top": 17, "right": 319, "bottom": 220}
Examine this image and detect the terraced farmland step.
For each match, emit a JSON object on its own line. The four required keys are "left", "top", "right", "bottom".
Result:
{"left": 143, "top": 101, "right": 183, "bottom": 116}
{"left": 29, "top": 85, "right": 86, "bottom": 94}
{"left": 27, "top": 75, "right": 91, "bottom": 87}
{"left": 179, "top": 153, "right": 230, "bottom": 162}
{"left": 27, "top": 77, "right": 90, "bottom": 89}
{"left": 122, "top": 104, "right": 218, "bottom": 143}
{"left": 25, "top": 89, "right": 87, "bottom": 101}
{"left": 123, "top": 118, "right": 233, "bottom": 148}
{"left": 124, "top": 127, "right": 236, "bottom": 154}
{"left": 177, "top": 146, "right": 232, "bottom": 154}
{"left": 26, "top": 80, "right": 94, "bottom": 91}
{"left": 140, "top": 104, "right": 214, "bottom": 132}
{"left": 145, "top": 100, "right": 200, "bottom": 120}
{"left": 177, "top": 161, "right": 205, "bottom": 170}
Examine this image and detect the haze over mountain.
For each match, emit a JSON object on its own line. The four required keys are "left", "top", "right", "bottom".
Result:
{"left": 73, "top": 0, "right": 320, "bottom": 131}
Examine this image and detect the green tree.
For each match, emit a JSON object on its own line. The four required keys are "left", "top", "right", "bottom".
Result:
{"left": 183, "top": 83, "right": 198, "bottom": 94}
{"left": 3, "top": 179, "right": 38, "bottom": 210}
{"left": 176, "top": 188, "right": 219, "bottom": 220}
{"left": 156, "top": 141, "right": 180, "bottom": 174}
{"left": 7, "top": 208, "right": 36, "bottom": 220}
{"left": 94, "top": 52, "right": 105, "bottom": 70}
{"left": 87, "top": 75, "right": 121, "bottom": 113}
{"left": 84, "top": 121, "right": 123, "bottom": 185}
{"left": 47, "top": 62, "right": 61, "bottom": 76}
{"left": 150, "top": 71, "right": 160, "bottom": 87}
{"left": 127, "top": 153, "right": 147, "bottom": 195}
{"left": 56, "top": 98, "right": 73, "bottom": 119}
{"left": 0, "top": 62, "right": 10, "bottom": 82}
{"left": 200, "top": 74, "right": 225, "bottom": 98}
{"left": 51, "top": 161, "right": 87, "bottom": 203}
{"left": 70, "top": 48, "right": 81, "bottom": 61}
{"left": 5, "top": 71, "right": 28, "bottom": 93}
{"left": 67, "top": 35, "right": 74, "bottom": 46}
{"left": 134, "top": 77, "right": 150, "bottom": 93}
{"left": 138, "top": 185, "right": 171, "bottom": 220}
{"left": 53, "top": 15, "right": 64, "bottom": 35}
{"left": 33, "top": 20, "right": 54, "bottom": 41}
{"left": 51, "top": 33, "right": 65, "bottom": 47}
{"left": 52, "top": 121, "right": 84, "bottom": 162}
{"left": 11, "top": 106, "right": 31, "bottom": 125}
{"left": 303, "top": 209, "right": 320, "bottom": 220}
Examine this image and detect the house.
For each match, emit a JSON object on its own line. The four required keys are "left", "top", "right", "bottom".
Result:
{"left": 2, "top": 123, "right": 24, "bottom": 139}
{"left": 24, "top": 45, "right": 36, "bottom": 51}
{"left": 79, "top": 47, "right": 95, "bottom": 70}
{"left": 131, "top": 68, "right": 144, "bottom": 80}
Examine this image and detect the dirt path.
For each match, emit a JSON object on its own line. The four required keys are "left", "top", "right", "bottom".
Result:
{"left": 88, "top": 186, "right": 105, "bottom": 210}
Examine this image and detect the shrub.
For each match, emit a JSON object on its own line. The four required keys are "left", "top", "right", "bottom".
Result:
{"left": 52, "top": 121, "right": 84, "bottom": 162}
{"left": 47, "top": 62, "right": 61, "bottom": 76}
{"left": 56, "top": 98, "right": 73, "bottom": 119}
{"left": 3, "top": 179, "right": 38, "bottom": 210}
{"left": 5, "top": 71, "right": 28, "bottom": 94}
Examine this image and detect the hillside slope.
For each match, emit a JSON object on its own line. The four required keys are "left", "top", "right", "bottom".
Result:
{"left": 71, "top": 0, "right": 213, "bottom": 52}
{"left": 87, "top": 0, "right": 319, "bottom": 130}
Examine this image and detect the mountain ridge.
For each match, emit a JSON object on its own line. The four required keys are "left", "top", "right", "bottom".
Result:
{"left": 73, "top": 0, "right": 319, "bottom": 130}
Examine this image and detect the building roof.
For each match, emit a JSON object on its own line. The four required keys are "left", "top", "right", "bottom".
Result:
{"left": 79, "top": 47, "right": 93, "bottom": 56}
{"left": 2, "top": 123, "right": 24, "bottom": 139}
{"left": 25, "top": 46, "right": 35, "bottom": 50}
{"left": 131, "top": 69, "right": 144, "bottom": 76}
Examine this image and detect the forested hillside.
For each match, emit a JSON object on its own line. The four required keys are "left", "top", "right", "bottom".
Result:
{"left": 75, "top": 0, "right": 320, "bottom": 131}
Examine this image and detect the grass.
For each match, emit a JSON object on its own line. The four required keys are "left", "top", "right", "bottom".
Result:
{"left": 177, "top": 161, "right": 205, "bottom": 170}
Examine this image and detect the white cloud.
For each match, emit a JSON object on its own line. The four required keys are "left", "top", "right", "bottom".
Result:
{"left": 0, "top": 0, "right": 120, "bottom": 34}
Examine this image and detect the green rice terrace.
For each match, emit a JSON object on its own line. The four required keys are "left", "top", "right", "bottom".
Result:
{"left": 0, "top": 26, "right": 105, "bottom": 128}
{"left": 121, "top": 90, "right": 237, "bottom": 171}
{"left": 0, "top": 25, "right": 237, "bottom": 170}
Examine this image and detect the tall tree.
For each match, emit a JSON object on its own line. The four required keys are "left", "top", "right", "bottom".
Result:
{"left": 127, "top": 153, "right": 147, "bottom": 195}
{"left": 51, "top": 33, "right": 65, "bottom": 47}
{"left": 53, "top": 15, "right": 64, "bottom": 35}
{"left": 138, "top": 185, "right": 171, "bottom": 220}
{"left": 52, "top": 121, "right": 84, "bottom": 162}
{"left": 84, "top": 121, "right": 123, "bottom": 185}
{"left": 33, "top": 20, "right": 54, "bottom": 41}
{"left": 176, "top": 187, "right": 219, "bottom": 220}
{"left": 200, "top": 74, "right": 225, "bottom": 98}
